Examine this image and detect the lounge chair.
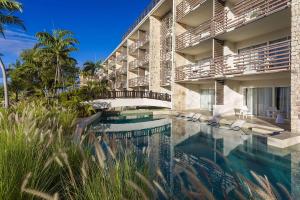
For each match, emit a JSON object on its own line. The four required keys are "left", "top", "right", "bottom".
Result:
{"left": 183, "top": 113, "right": 196, "bottom": 121}
{"left": 207, "top": 116, "right": 220, "bottom": 127}
{"left": 230, "top": 120, "right": 246, "bottom": 131}
{"left": 187, "top": 113, "right": 202, "bottom": 122}
{"left": 219, "top": 119, "right": 246, "bottom": 131}
{"left": 191, "top": 113, "right": 202, "bottom": 122}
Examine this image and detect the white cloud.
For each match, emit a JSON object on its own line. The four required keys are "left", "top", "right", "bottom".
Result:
{"left": 0, "top": 29, "right": 36, "bottom": 56}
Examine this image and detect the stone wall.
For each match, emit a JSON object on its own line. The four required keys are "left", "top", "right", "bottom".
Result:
{"left": 291, "top": 0, "right": 300, "bottom": 133}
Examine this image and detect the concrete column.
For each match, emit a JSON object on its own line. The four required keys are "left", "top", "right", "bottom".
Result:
{"left": 291, "top": 1, "right": 300, "bottom": 133}
{"left": 149, "top": 16, "right": 162, "bottom": 93}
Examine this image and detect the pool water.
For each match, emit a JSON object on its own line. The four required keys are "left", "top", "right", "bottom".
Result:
{"left": 89, "top": 113, "right": 300, "bottom": 199}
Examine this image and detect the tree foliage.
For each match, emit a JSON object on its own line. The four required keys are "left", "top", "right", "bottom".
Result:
{"left": 8, "top": 29, "right": 80, "bottom": 100}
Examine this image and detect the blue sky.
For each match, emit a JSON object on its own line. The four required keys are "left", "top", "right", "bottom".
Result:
{"left": 0, "top": 0, "right": 151, "bottom": 67}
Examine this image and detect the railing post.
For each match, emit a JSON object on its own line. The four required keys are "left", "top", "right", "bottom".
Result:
{"left": 113, "top": 89, "right": 116, "bottom": 99}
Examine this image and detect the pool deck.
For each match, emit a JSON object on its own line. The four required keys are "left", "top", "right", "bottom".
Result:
{"left": 171, "top": 109, "right": 300, "bottom": 149}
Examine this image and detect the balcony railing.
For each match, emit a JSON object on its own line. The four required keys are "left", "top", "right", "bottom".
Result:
{"left": 174, "top": 39, "right": 290, "bottom": 82}
{"left": 116, "top": 54, "right": 127, "bottom": 63}
{"left": 176, "top": 0, "right": 207, "bottom": 21}
{"left": 108, "top": 61, "right": 116, "bottom": 69}
{"left": 95, "top": 90, "right": 171, "bottom": 102}
{"left": 129, "top": 75, "right": 149, "bottom": 87}
{"left": 116, "top": 65, "right": 127, "bottom": 75}
{"left": 129, "top": 34, "right": 150, "bottom": 55}
{"left": 129, "top": 55, "right": 149, "bottom": 71}
{"left": 108, "top": 71, "right": 116, "bottom": 80}
{"left": 176, "top": 19, "right": 213, "bottom": 50}
{"left": 223, "top": 39, "right": 291, "bottom": 75}
{"left": 175, "top": 58, "right": 215, "bottom": 81}
{"left": 214, "top": 0, "right": 291, "bottom": 35}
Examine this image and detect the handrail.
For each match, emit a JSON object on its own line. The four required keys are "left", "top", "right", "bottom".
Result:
{"left": 95, "top": 90, "right": 171, "bottom": 102}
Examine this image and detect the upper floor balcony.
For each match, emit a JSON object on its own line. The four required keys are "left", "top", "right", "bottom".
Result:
{"left": 175, "top": 39, "right": 291, "bottom": 82}
{"left": 116, "top": 54, "right": 127, "bottom": 64}
{"left": 128, "top": 75, "right": 149, "bottom": 88}
{"left": 108, "top": 71, "right": 116, "bottom": 80}
{"left": 108, "top": 60, "right": 116, "bottom": 69}
{"left": 116, "top": 65, "right": 127, "bottom": 75}
{"left": 222, "top": 39, "right": 291, "bottom": 76}
{"left": 175, "top": 58, "right": 216, "bottom": 82}
{"left": 215, "top": 0, "right": 291, "bottom": 37}
{"left": 176, "top": 19, "right": 214, "bottom": 51}
{"left": 176, "top": 0, "right": 208, "bottom": 22}
{"left": 128, "top": 34, "right": 150, "bottom": 55}
{"left": 128, "top": 55, "right": 149, "bottom": 71}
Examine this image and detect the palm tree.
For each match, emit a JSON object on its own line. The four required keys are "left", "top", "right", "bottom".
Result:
{"left": 0, "top": 0, "right": 24, "bottom": 108}
{"left": 35, "top": 29, "right": 78, "bottom": 91}
{"left": 82, "top": 60, "right": 103, "bottom": 77}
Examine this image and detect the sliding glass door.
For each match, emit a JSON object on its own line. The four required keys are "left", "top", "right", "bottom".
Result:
{"left": 244, "top": 87, "right": 291, "bottom": 119}
{"left": 200, "top": 89, "right": 215, "bottom": 111}
{"left": 244, "top": 88, "right": 273, "bottom": 117}
{"left": 275, "top": 87, "right": 291, "bottom": 119}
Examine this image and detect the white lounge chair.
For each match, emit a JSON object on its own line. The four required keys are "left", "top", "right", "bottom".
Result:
{"left": 183, "top": 113, "right": 196, "bottom": 120}
{"left": 187, "top": 113, "right": 202, "bottom": 122}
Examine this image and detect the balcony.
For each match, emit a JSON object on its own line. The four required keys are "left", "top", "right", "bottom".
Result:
{"left": 223, "top": 39, "right": 291, "bottom": 76}
{"left": 108, "top": 71, "right": 116, "bottom": 80}
{"left": 129, "top": 75, "right": 149, "bottom": 88}
{"left": 116, "top": 65, "right": 127, "bottom": 75}
{"left": 176, "top": 0, "right": 208, "bottom": 22}
{"left": 214, "top": 0, "right": 291, "bottom": 37}
{"left": 129, "top": 55, "right": 149, "bottom": 71}
{"left": 128, "top": 34, "right": 150, "bottom": 55}
{"left": 175, "top": 58, "right": 215, "bottom": 82}
{"left": 108, "top": 61, "right": 116, "bottom": 69}
{"left": 176, "top": 19, "right": 213, "bottom": 51}
{"left": 116, "top": 54, "right": 127, "bottom": 63}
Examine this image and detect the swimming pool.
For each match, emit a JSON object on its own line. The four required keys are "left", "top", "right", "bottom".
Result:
{"left": 89, "top": 113, "right": 300, "bottom": 199}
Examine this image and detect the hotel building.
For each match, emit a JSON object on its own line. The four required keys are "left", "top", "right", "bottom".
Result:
{"left": 102, "top": 0, "right": 300, "bottom": 133}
